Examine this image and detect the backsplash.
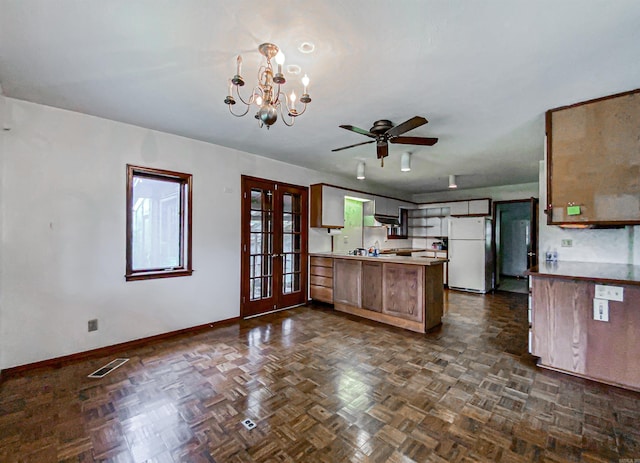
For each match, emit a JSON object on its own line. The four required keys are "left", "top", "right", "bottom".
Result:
{"left": 363, "top": 226, "right": 412, "bottom": 251}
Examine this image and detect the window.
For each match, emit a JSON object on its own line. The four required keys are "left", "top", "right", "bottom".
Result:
{"left": 126, "top": 165, "right": 192, "bottom": 281}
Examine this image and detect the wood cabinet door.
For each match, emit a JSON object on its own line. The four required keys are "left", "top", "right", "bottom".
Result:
{"left": 531, "top": 278, "right": 590, "bottom": 373}
{"left": 333, "top": 259, "right": 362, "bottom": 307}
{"left": 382, "top": 263, "right": 424, "bottom": 322}
{"left": 362, "top": 261, "right": 382, "bottom": 312}
{"left": 547, "top": 89, "right": 640, "bottom": 225}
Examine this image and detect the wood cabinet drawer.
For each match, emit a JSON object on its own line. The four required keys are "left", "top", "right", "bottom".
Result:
{"left": 311, "top": 256, "right": 333, "bottom": 268}
{"left": 311, "top": 265, "right": 333, "bottom": 278}
{"left": 310, "top": 275, "right": 333, "bottom": 288}
{"left": 310, "top": 285, "right": 333, "bottom": 303}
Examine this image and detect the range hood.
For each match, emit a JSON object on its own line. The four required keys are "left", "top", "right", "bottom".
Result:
{"left": 373, "top": 214, "right": 400, "bottom": 226}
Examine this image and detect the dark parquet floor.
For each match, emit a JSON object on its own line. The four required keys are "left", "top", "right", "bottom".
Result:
{"left": 1, "top": 290, "right": 639, "bottom": 462}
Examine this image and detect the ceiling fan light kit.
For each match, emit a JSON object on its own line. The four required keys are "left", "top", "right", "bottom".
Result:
{"left": 356, "top": 162, "right": 366, "bottom": 180}
{"left": 224, "top": 43, "right": 311, "bottom": 128}
{"left": 332, "top": 116, "right": 438, "bottom": 167}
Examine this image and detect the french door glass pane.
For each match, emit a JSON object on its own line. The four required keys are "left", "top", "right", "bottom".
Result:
{"left": 281, "top": 192, "right": 302, "bottom": 295}
{"left": 283, "top": 234, "right": 292, "bottom": 253}
{"left": 249, "top": 188, "right": 274, "bottom": 301}
{"left": 283, "top": 213, "right": 293, "bottom": 232}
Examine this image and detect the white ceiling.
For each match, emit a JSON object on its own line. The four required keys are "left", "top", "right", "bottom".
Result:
{"left": 1, "top": 1, "right": 639, "bottom": 194}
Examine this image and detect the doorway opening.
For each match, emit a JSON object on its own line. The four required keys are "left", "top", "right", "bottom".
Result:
{"left": 492, "top": 198, "right": 538, "bottom": 294}
{"left": 240, "top": 176, "right": 308, "bottom": 318}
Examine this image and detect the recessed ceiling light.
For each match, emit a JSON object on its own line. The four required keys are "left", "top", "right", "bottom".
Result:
{"left": 286, "top": 64, "right": 301, "bottom": 75}
{"left": 298, "top": 42, "right": 315, "bottom": 54}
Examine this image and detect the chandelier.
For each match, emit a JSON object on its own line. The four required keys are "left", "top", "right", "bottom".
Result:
{"left": 224, "top": 43, "right": 311, "bottom": 129}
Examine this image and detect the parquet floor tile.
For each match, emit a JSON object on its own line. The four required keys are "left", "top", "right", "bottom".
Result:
{"left": 1, "top": 290, "right": 640, "bottom": 462}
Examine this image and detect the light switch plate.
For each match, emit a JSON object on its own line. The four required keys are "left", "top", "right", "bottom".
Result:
{"left": 593, "top": 298, "right": 609, "bottom": 322}
{"left": 595, "top": 284, "right": 624, "bottom": 301}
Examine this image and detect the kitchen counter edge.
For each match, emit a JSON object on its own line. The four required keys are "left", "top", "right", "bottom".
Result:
{"left": 526, "top": 261, "right": 640, "bottom": 286}
{"left": 310, "top": 252, "right": 447, "bottom": 266}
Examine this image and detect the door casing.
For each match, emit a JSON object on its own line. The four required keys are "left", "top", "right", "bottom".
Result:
{"left": 491, "top": 197, "right": 539, "bottom": 289}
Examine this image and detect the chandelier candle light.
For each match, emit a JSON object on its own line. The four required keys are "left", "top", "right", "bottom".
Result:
{"left": 224, "top": 43, "right": 311, "bottom": 128}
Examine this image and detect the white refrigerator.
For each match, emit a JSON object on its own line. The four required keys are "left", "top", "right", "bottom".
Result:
{"left": 448, "top": 217, "right": 493, "bottom": 293}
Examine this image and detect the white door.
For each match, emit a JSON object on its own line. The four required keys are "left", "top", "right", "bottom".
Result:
{"left": 448, "top": 239, "right": 485, "bottom": 291}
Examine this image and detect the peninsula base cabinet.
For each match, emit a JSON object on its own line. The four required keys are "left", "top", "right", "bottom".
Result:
{"left": 530, "top": 276, "right": 640, "bottom": 392}
{"left": 311, "top": 255, "right": 444, "bottom": 333}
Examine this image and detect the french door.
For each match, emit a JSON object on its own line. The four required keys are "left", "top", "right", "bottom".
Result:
{"left": 240, "top": 176, "right": 308, "bottom": 318}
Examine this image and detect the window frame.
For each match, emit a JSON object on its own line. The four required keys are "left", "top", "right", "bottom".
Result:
{"left": 125, "top": 164, "right": 193, "bottom": 281}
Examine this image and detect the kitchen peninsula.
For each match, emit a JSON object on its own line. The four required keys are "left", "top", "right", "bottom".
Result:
{"left": 528, "top": 261, "right": 640, "bottom": 391}
{"left": 310, "top": 253, "right": 446, "bottom": 333}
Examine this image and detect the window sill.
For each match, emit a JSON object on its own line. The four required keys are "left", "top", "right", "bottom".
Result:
{"left": 125, "top": 269, "right": 193, "bottom": 282}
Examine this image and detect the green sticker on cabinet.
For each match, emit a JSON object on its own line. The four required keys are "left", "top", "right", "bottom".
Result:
{"left": 567, "top": 205, "right": 581, "bottom": 215}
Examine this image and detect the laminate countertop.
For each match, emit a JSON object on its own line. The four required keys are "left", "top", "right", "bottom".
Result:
{"left": 310, "top": 252, "right": 447, "bottom": 266}
{"left": 526, "top": 260, "right": 640, "bottom": 286}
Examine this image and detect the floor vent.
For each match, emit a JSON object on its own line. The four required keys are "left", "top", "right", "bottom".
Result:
{"left": 87, "top": 358, "right": 129, "bottom": 378}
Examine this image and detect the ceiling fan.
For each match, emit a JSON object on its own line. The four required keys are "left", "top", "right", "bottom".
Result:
{"left": 332, "top": 116, "right": 438, "bottom": 166}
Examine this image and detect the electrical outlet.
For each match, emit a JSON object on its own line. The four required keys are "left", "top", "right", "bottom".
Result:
{"left": 561, "top": 239, "right": 573, "bottom": 247}
{"left": 88, "top": 319, "right": 98, "bottom": 332}
{"left": 242, "top": 418, "right": 256, "bottom": 430}
{"left": 595, "top": 284, "right": 624, "bottom": 302}
{"left": 593, "top": 298, "right": 609, "bottom": 322}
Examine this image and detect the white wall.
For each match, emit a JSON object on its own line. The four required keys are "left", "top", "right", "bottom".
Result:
{"left": 537, "top": 161, "right": 638, "bottom": 265}
{"left": 0, "top": 96, "right": 6, "bottom": 354}
{"left": 0, "top": 98, "right": 403, "bottom": 370}
{"left": 412, "top": 182, "right": 539, "bottom": 204}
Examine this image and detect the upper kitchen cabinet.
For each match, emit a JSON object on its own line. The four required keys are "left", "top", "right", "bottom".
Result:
{"left": 310, "top": 184, "right": 345, "bottom": 228}
{"left": 546, "top": 88, "right": 640, "bottom": 225}
{"left": 372, "top": 196, "right": 410, "bottom": 217}
{"left": 449, "top": 199, "right": 491, "bottom": 217}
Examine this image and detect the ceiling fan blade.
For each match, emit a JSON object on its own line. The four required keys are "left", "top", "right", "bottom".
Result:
{"left": 331, "top": 140, "right": 376, "bottom": 152}
{"left": 339, "top": 125, "right": 377, "bottom": 138}
{"left": 386, "top": 116, "right": 428, "bottom": 137}
{"left": 376, "top": 141, "right": 388, "bottom": 159}
{"left": 391, "top": 136, "right": 439, "bottom": 146}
